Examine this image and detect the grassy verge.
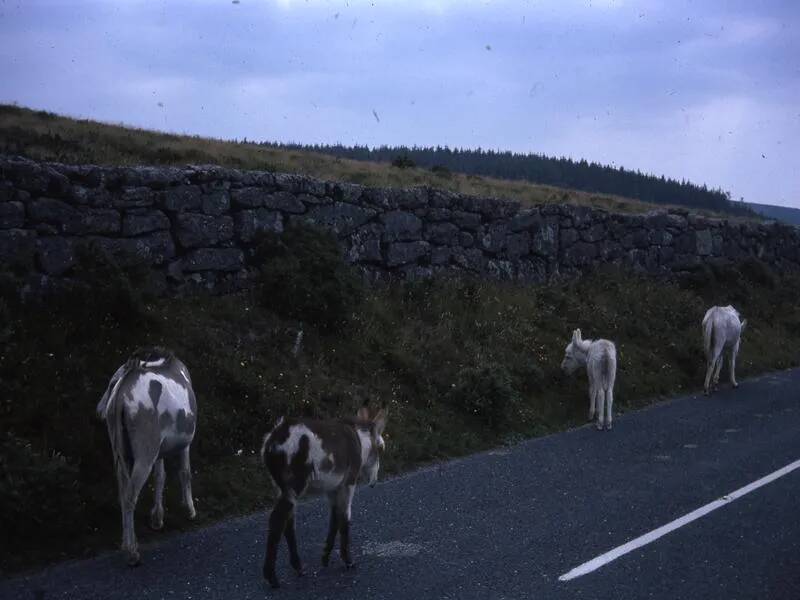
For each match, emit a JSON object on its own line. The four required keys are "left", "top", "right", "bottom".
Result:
{"left": 1, "top": 234, "right": 798, "bottom": 574}
{"left": 0, "top": 103, "right": 699, "bottom": 215}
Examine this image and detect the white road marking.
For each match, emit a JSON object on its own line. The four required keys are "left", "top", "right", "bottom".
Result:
{"left": 559, "top": 458, "right": 800, "bottom": 582}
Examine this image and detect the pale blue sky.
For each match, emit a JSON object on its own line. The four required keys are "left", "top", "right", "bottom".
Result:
{"left": 1, "top": 0, "right": 798, "bottom": 207}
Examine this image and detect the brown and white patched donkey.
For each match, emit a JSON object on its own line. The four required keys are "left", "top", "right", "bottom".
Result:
{"left": 260, "top": 405, "right": 388, "bottom": 589}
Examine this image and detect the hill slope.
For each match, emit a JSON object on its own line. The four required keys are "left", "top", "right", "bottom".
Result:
{"left": 0, "top": 104, "right": 735, "bottom": 217}
{"left": 748, "top": 202, "right": 800, "bottom": 226}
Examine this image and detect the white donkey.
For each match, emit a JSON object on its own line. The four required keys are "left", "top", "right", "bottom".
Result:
{"left": 96, "top": 348, "right": 198, "bottom": 566}
{"left": 702, "top": 305, "right": 747, "bottom": 395}
{"left": 561, "top": 329, "right": 618, "bottom": 430}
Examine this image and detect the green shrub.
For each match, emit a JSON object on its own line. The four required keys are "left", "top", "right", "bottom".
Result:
{"left": 0, "top": 433, "right": 85, "bottom": 542}
{"left": 253, "top": 225, "right": 365, "bottom": 332}
{"left": 391, "top": 154, "right": 416, "bottom": 169}
{"left": 448, "top": 363, "right": 522, "bottom": 431}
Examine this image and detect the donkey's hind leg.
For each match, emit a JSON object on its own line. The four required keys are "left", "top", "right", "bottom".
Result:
{"left": 712, "top": 353, "right": 724, "bottom": 389}
{"left": 604, "top": 387, "right": 614, "bottom": 431}
{"left": 730, "top": 341, "right": 741, "bottom": 388}
{"left": 336, "top": 484, "right": 357, "bottom": 568}
{"left": 178, "top": 446, "right": 196, "bottom": 520}
{"left": 284, "top": 504, "right": 305, "bottom": 576}
{"left": 263, "top": 494, "right": 294, "bottom": 588}
{"left": 121, "top": 459, "right": 155, "bottom": 566}
{"left": 322, "top": 491, "right": 339, "bottom": 567}
{"left": 149, "top": 458, "right": 166, "bottom": 530}
{"left": 594, "top": 385, "right": 606, "bottom": 431}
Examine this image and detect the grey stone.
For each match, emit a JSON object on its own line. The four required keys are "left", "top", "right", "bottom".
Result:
{"left": 696, "top": 229, "right": 713, "bottom": 256}
{"left": 0, "top": 201, "right": 24, "bottom": 229}
{"left": 487, "top": 259, "right": 515, "bottom": 280}
{"left": 452, "top": 210, "right": 482, "bottom": 230}
{"left": 183, "top": 248, "right": 244, "bottom": 272}
{"left": 90, "top": 232, "right": 176, "bottom": 267}
{"left": 562, "top": 242, "right": 597, "bottom": 266}
{"left": 122, "top": 209, "right": 170, "bottom": 237}
{"left": 329, "top": 183, "right": 363, "bottom": 204}
{"left": 231, "top": 187, "right": 267, "bottom": 209}
{"left": 28, "top": 198, "right": 120, "bottom": 235}
{"left": 425, "top": 222, "right": 459, "bottom": 245}
{"left": 115, "top": 187, "right": 155, "bottom": 209}
{"left": 531, "top": 219, "right": 558, "bottom": 256}
{"left": 451, "top": 248, "right": 485, "bottom": 272}
{"left": 480, "top": 223, "right": 507, "bottom": 254}
{"left": 559, "top": 228, "right": 579, "bottom": 247}
{"left": 295, "top": 202, "right": 376, "bottom": 236}
{"left": 0, "top": 228, "right": 36, "bottom": 268}
{"left": 431, "top": 246, "right": 452, "bottom": 266}
{"left": 381, "top": 211, "right": 422, "bottom": 242}
{"left": 202, "top": 190, "right": 230, "bottom": 215}
{"left": 234, "top": 209, "right": 283, "bottom": 242}
{"left": 506, "top": 232, "right": 531, "bottom": 258}
{"left": 274, "top": 173, "right": 326, "bottom": 196}
{"left": 510, "top": 209, "right": 541, "bottom": 232}
{"left": 580, "top": 223, "right": 606, "bottom": 243}
{"left": 263, "top": 191, "right": 306, "bottom": 214}
{"left": 37, "top": 236, "right": 77, "bottom": 275}
{"left": 175, "top": 214, "right": 234, "bottom": 248}
{"left": 386, "top": 241, "right": 430, "bottom": 267}
{"left": 459, "top": 231, "right": 475, "bottom": 248}
{"left": 346, "top": 224, "right": 383, "bottom": 264}
{"left": 163, "top": 185, "right": 203, "bottom": 212}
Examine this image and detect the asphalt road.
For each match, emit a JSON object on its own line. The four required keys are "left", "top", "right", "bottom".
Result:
{"left": 3, "top": 369, "right": 799, "bottom": 600}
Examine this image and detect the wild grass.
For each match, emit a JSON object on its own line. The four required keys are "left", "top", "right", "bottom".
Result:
{"left": 1, "top": 237, "right": 798, "bottom": 572}
{"left": 0, "top": 103, "right": 705, "bottom": 215}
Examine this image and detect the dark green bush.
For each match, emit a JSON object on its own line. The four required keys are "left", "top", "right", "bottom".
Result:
{"left": 448, "top": 363, "right": 522, "bottom": 431}
{"left": 253, "top": 225, "right": 365, "bottom": 332}
{"left": 0, "top": 433, "right": 85, "bottom": 541}
{"left": 391, "top": 154, "right": 416, "bottom": 169}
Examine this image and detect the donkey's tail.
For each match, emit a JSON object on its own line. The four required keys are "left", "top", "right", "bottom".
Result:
{"left": 702, "top": 312, "right": 714, "bottom": 360}
{"left": 102, "top": 364, "right": 135, "bottom": 491}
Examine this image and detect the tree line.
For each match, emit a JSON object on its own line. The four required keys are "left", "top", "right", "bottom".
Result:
{"left": 263, "top": 142, "right": 755, "bottom": 217}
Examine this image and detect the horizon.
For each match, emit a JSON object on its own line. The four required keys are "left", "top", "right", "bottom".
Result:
{"left": 1, "top": 0, "right": 798, "bottom": 208}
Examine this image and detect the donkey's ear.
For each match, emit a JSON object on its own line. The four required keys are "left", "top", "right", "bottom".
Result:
{"left": 740, "top": 319, "right": 748, "bottom": 334}
{"left": 357, "top": 406, "right": 371, "bottom": 421}
{"left": 373, "top": 408, "right": 388, "bottom": 434}
{"left": 573, "top": 328, "right": 582, "bottom": 343}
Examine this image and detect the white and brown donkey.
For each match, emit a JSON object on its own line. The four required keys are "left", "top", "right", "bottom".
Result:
{"left": 96, "top": 348, "right": 198, "bottom": 566}
{"left": 260, "top": 405, "right": 388, "bottom": 589}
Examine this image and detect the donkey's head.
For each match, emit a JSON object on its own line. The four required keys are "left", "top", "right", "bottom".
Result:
{"left": 561, "top": 329, "right": 589, "bottom": 375}
{"left": 355, "top": 405, "right": 389, "bottom": 487}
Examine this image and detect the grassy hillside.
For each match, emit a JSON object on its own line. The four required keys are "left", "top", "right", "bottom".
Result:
{"left": 2, "top": 229, "right": 799, "bottom": 573}
{"left": 0, "top": 104, "right": 700, "bottom": 216}
{"left": 748, "top": 202, "right": 800, "bottom": 226}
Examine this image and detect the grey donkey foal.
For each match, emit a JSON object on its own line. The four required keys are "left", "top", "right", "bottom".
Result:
{"left": 702, "top": 305, "right": 747, "bottom": 395}
{"left": 97, "top": 348, "right": 198, "bottom": 566}
{"left": 260, "top": 405, "right": 388, "bottom": 589}
{"left": 561, "top": 329, "right": 618, "bottom": 430}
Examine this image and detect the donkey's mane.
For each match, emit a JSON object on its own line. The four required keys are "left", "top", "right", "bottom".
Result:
{"left": 127, "top": 346, "right": 175, "bottom": 369}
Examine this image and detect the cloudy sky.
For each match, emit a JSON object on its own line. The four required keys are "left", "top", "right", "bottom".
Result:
{"left": 1, "top": 0, "right": 798, "bottom": 207}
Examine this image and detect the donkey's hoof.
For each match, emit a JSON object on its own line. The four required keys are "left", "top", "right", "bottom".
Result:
{"left": 732, "top": 382, "right": 739, "bottom": 388}
{"left": 596, "top": 423, "right": 604, "bottom": 431}
{"left": 321, "top": 554, "right": 330, "bottom": 567}
{"left": 295, "top": 566, "right": 306, "bottom": 578}
{"left": 263, "top": 567, "right": 280, "bottom": 588}
{"left": 605, "top": 422, "right": 613, "bottom": 431}
{"left": 149, "top": 513, "right": 164, "bottom": 531}
{"left": 344, "top": 561, "right": 357, "bottom": 570}
{"left": 126, "top": 551, "right": 141, "bottom": 567}
{"left": 186, "top": 509, "right": 197, "bottom": 521}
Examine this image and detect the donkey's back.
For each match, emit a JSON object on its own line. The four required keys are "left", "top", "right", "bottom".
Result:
{"left": 587, "top": 339, "right": 617, "bottom": 390}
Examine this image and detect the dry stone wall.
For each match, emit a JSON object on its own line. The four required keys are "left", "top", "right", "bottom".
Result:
{"left": 1, "top": 155, "right": 798, "bottom": 293}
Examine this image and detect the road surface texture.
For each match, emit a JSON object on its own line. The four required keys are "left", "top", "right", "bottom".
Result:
{"left": 3, "top": 369, "right": 799, "bottom": 600}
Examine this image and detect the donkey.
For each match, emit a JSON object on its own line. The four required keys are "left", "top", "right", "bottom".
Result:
{"left": 702, "top": 305, "right": 747, "bottom": 395}
{"left": 96, "top": 347, "right": 198, "bottom": 566}
{"left": 260, "top": 405, "right": 388, "bottom": 589}
{"left": 561, "top": 329, "right": 618, "bottom": 430}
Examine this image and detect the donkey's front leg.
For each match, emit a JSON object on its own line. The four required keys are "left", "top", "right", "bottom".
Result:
{"left": 149, "top": 458, "right": 166, "bottom": 531}
{"left": 263, "top": 495, "right": 293, "bottom": 588}
{"left": 337, "top": 484, "right": 357, "bottom": 569}
{"left": 322, "top": 491, "right": 338, "bottom": 567}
